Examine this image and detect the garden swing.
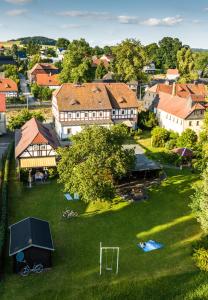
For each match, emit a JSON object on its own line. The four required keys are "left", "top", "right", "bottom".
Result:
{"left": 99, "top": 242, "right": 119, "bottom": 275}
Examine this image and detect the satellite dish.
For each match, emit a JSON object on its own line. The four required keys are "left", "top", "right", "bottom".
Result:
{"left": 16, "top": 251, "right": 24, "bottom": 262}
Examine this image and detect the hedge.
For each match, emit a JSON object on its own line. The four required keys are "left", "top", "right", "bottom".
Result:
{"left": 0, "top": 143, "right": 13, "bottom": 278}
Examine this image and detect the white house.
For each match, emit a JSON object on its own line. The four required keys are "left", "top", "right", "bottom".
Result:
{"left": 166, "top": 69, "right": 180, "bottom": 81}
{"left": 15, "top": 118, "right": 60, "bottom": 169}
{"left": 52, "top": 83, "right": 138, "bottom": 140}
{"left": 143, "top": 62, "right": 156, "bottom": 74}
{"left": 0, "top": 94, "right": 6, "bottom": 135}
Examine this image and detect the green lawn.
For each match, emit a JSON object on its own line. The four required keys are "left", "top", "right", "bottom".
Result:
{"left": 1, "top": 165, "right": 208, "bottom": 299}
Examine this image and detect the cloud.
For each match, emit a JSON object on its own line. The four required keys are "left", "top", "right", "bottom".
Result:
{"left": 5, "top": 0, "right": 32, "bottom": 3}
{"left": 204, "top": 7, "right": 208, "bottom": 11}
{"left": 6, "top": 9, "right": 28, "bottom": 16}
{"left": 117, "top": 15, "right": 138, "bottom": 24}
{"left": 58, "top": 10, "right": 110, "bottom": 19}
{"left": 141, "top": 16, "right": 183, "bottom": 26}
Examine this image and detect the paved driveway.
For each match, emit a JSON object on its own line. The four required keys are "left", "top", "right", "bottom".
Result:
{"left": 123, "top": 144, "right": 161, "bottom": 171}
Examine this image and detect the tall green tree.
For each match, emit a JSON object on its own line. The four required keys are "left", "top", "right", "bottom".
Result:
{"left": 145, "top": 43, "right": 159, "bottom": 67}
{"left": 190, "top": 166, "right": 208, "bottom": 233}
{"left": 95, "top": 61, "right": 107, "bottom": 79}
{"left": 56, "top": 38, "right": 70, "bottom": 49}
{"left": 57, "top": 125, "right": 135, "bottom": 203}
{"left": 59, "top": 39, "right": 94, "bottom": 83}
{"left": 194, "top": 52, "right": 208, "bottom": 78}
{"left": 157, "top": 37, "right": 183, "bottom": 69}
{"left": 112, "top": 39, "right": 148, "bottom": 82}
{"left": 177, "top": 47, "right": 198, "bottom": 82}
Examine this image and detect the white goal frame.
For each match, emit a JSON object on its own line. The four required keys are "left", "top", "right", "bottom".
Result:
{"left": 99, "top": 242, "right": 119, "bottom": 275}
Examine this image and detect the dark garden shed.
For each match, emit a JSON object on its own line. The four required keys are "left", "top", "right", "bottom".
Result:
{"left": 9, "top": 217, "right": 54, "bottom": 274}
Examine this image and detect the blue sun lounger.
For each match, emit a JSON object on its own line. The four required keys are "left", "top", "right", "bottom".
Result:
{"left": 137, "top": 240, "right": 163, "bottom": 252}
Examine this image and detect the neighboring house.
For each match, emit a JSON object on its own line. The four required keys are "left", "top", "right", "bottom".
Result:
{"left": 28, "top": 63, "right": 59, "bottom": 83}
{"left": 143, "top": 62, "right": 156, "bottom": 74}
{"left": 9, "top": 217, "right": 54, "bottom": 274}
{"left": 0, "top": 94, "right": 6, "bottom": 135}
{"left": 144, "top": 82, "right": 208, "bottom": 134}
{"left": 143, "top": 83, "right": 208, "bottom": 110}
{"left": 0, "top": 78, "right": 18, "bottom": 98}
{"left": 52, "top": 83, "right": 138, "bottom": 139}
{"left": 154, "top": 92, "right": 205, "bottom": 135}
{"left": 92, "top": 54, "right": 113, "bottom": 69}
{"left": 0, "top": 56, "right": 16, "bottom": 66}
{"left": 127, "top": 80, "right": 138, "bottom": 92}
{"left": 36, "top": 74, "right": 61, "bottom": 90}
{"left": 15, "top": 118, "right": 60, "bottom": 170}
{"left": 166, "top": 68, "right": 180, "bottom": 81}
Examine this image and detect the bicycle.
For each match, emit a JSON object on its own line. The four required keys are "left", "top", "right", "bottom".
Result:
{"left": 20, "top": 263, "right": 44, "bottom": 277}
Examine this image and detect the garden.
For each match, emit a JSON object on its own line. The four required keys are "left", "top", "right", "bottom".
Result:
{"left": 1, "top": 160, "right": 208, "bottom": 299}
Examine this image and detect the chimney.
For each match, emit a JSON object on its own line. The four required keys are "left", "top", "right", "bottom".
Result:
{"left": 172, "top": 82, "right": 176, "bottom": 96}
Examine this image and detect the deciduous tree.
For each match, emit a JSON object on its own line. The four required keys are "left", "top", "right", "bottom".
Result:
{"left": 57, "top": 125, "right": 135, "bottom": 202}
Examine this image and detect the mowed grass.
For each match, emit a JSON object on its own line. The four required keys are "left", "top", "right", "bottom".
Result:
{"left": 1, "top": 166, "right": 208, "bottom": 299}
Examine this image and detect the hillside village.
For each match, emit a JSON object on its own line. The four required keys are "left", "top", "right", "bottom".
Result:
{"left": 1, "top": 35, "right": 208, "bottom": 299}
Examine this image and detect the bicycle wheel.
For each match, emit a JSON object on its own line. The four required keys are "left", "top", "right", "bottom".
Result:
{"left": 20, "top": 266, "right": 30, "bottom": 277}
{"left": 33, "top": 264, "right": 43, "bottom": 273}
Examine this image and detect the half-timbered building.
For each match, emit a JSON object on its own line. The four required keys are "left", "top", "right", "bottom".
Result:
{"left": 52, "top": 83, "right": 138, "bottom": 140}
{"left": 15, "top": 118, "right": 60, "bottom": 170}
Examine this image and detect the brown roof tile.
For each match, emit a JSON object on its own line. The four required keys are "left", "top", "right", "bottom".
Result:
{"left": 36, "top": 74, "right": 60, "bottom": 87}
{"left": 54, "top": 83, "right": 138, "bottom": 111}
{"left": 0, "top": 78, "right": 18, "bottom": 92}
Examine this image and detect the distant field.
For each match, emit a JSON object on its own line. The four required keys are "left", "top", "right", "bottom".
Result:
{"left": 0, "top": 41, "right": 21, "bottom": 48}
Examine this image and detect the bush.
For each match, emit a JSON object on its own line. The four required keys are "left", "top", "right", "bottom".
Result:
{"left": 193, "top": 248, "right": 208, "bottom": 271}
{"left": 138, "top": 111, "right": 158, "bottom": 129}
{"left": 151, "top": 126, "right": 170, "bottom": 147}
{"left": 177, "top": 128, "right": 198, "bottom": 149}
{"left": 48, "top": 167, "right": 58, "bottom": 179}
{"left": 0, "top": 143, "right": 13, "bottom": 276}
{"left": 192, "top": 236, "right": 208, "bottom": 252}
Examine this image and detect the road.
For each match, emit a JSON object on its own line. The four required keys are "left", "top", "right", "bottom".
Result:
{"left": 19, "top": 73, "right": 35, "bottom": 105}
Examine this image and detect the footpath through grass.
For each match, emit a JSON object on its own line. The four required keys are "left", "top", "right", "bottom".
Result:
{"left": 0, "top": 165, "right": 208, "bottom": 299}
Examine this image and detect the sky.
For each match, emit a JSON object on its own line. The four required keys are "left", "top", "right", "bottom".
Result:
{"left": 0, "top": 0, "right": 208, "bottom": 48}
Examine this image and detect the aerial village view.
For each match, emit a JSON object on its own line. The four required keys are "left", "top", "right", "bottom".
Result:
{"left": 0, "top": 0, "right": 208, "bottom": 299}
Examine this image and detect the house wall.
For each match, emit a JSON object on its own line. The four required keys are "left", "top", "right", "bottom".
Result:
{"left": 155, "top": 108, "right": 204, "bottom": 135}
{"left": 143, "top": 92, "right": 157, "bottom": 110}
{"left": 0, "top": 112, "right": 6, "bottom": 135}
{"left": 0, "top": 91, "right": 18, "bottom": 98}
{"left": 19, "top": 144, "right": 57, "bottom": 158}
{"left": 166, "top": 74, "right": 179, "bottom": 81}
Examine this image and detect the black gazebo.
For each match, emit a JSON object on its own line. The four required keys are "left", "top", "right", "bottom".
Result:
{"left": 9, "top": 217, "right": 54, "bottom": 274}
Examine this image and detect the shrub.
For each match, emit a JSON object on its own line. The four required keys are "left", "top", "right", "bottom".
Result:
{"left": 192, "top": 236, "right": 208, "bottom": 252}
{"left": 138, "top": 111, "right": 158, "bottom": 129}
{"left": 193, "top": 248, "right": 208, "bottom": 271}
{"left": 48, "top": 167, "right": 58, "bottom": 179}
{"left": 177, "top": 128, "right": 198, "bottom": 149}
{"left": 151, "top": 126, "right": 170, "bottom": 147}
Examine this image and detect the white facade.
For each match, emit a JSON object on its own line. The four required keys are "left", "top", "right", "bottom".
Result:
{"left": 166, "top": 74, "right": 180, "bottom": 81}
{"left": 155, "top": 108, "right": 204, "bottom": 135}
{"left": 0, "top": 112, "right": 6, "bottom": 135}
{"left": 0, "top": 91, "right": 18, "bottom": 98}
{"left": 52, "top": 95, "right": 138, "bottom": 140}
{"left": 19, "top": 143, "right": 57, "bottom": 158}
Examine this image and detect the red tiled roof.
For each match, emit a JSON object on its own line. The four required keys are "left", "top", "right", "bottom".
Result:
{"left": 167, "top": 69, "right": 179, "bottom": 75}
{"left": 148, "top": 83, "right": 207, "bottom": 100}
{"left": 0, "top": 78, "right": 18, "bottom": 92}
{"left": 29, "top": 63, "right": 58, "bottom": 75}
{"left": 36, "top": 74, "right": 60, "bottom": 87}
{"left": 156, "top": 92, "right": 205, "bottom": 119}
{"left": 0, "top": 94, "right": 6, "bottom": 112}
{"left": 54, "top": 83, "right": 138, "bottom": 111}
{"left": 15, "top": 118, "right": 60, "bottom": 158}
{"left": 92, "top": 58, "right": 109, "bottom": 68}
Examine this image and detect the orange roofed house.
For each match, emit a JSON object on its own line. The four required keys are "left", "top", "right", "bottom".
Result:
{"left": 0, "top": 78, "right": 18, "bottom": 98}
{"left": 36, "top": 73, "right": 60, "bottom": 90}
{"left": 28, "top": 63, "right": 59, "bottom": 83}
{"left": 0, "top": 94, "right": 6, "bottom": 135}
{"left": 15, "top": 118, "right": 60, "bottom": 171}
{"left": 52, "top": 83, "right": 139, "bottom": 139}
{"left": 144, "top": 83, "right": 208, "bottom": 134}
{"left": 166, "top": 69, "right": 180, "bottom": 81}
